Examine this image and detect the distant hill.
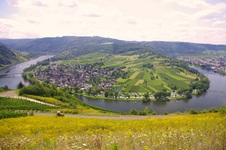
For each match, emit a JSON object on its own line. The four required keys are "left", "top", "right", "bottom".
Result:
{"left": 1, "top": 36, "right": 226, "bottom": 57}
{"left": 0, "top": 43, "right": 27, "bottom": 68}
{"left": 142, "top": 41, "right": 226, "bottom": 56}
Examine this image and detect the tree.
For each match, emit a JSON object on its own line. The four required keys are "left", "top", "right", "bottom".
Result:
{"left": 3, "top": 85, "right": 8, "bottom": 90}
{"left": 130, "top": 108, "right": 138, "bottom": 115}
{"left": 154, "top": 91, "right": 170, "bottom": 101}
{"left": 114, "top": 92, "right": 119, "bottom": 99}
{"left": 143, "top": 92, "right": 150, "bottom": 102}
{"left": 104, "top": 91, "right": 109, "bottom": 97}
{"left": 185, "top": 91, "right": 192, "bottom": 98}
{"left": 17, "top": 82, "right": 24, "bottom": 89}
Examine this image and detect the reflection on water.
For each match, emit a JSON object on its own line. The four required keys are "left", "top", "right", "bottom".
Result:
{"left": 0, "top": 55, "right": 54, "bottom": 89}
{"left": 1, "top": 58, "right": 226, "bottom": 113}
{"left": 81, "top": 67, "right": 226, "bottom": 113}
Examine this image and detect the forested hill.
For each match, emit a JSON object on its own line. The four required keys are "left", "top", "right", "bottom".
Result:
{"left": 142, "top": 41, "right": 226, "bottom": 56}
{"left": 0, "top": 43, "right": 26, "bottom": 68}
{"left": 1, "top": 36, "right": 226, "bottom": 57}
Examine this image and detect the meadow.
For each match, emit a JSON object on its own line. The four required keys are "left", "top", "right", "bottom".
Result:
{"left": 0, "top": 113, "right": 225, "bottom": 150}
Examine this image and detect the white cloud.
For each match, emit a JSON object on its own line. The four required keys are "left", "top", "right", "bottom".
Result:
{"left": 0, "top": 0, "right": 226, "bottom": 44}
{"left": 161, "top": 0, "right": 209, "bottom": 8}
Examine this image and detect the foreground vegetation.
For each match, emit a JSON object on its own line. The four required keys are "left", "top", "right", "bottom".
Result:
{"left": 0, "top": 113, "right": 225, "bottom": 150}
{"left": 0, "top": 97, "right": 53, "bottom": 111}
{"left": 0, "top": 97, "right": 53, "bottom": 119}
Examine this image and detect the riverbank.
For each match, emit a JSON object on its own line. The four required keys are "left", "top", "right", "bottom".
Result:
{"left": 0, "top": 55, "right": 54, "bottom": 89}
{"left": 78, "top": 93, "right": 193, "bottom": 102}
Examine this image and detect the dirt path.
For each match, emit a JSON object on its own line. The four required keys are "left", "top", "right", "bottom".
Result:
{"left": 34, "top": 112, "right": 181, "bottom": 120}
{"left": 0, "top": 90, "right": 17, "bottom": 97}
{"left": 0, "top": 90, "right": 56, "bottom": 107}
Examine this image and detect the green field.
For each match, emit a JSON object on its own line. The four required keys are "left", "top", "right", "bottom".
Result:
{"left": 62, "top": 52, "right": 198, "bottom": 96}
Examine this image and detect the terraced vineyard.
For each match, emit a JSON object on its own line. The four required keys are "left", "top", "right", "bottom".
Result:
{"left": 0, "top": 97, "right": 53, "bottom": 111}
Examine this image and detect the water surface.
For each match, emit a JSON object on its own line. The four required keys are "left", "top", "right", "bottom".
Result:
{"left": 82, "top": 68, "right": 226, "bottom": 113}
{"left": 0, "top": 55, "right": 53, "bottom": 89}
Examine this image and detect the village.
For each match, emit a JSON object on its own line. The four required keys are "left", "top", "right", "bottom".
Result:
{"left": 179, "top": 56, "right": 226, "bottom": 74}
{"left": 34, "top": 62, "right": 117, "bottom": 91}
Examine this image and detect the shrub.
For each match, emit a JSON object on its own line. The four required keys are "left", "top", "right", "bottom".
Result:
{"left": 130, "top": 108, "right": 138, "bottom": 115}
{"left": 189, "top": 109, "right": 199, "bottom": 114}
{"left": 218, "top": 106, "right": 226, "bottom": 116}
{"left": 0, "top": 110, "right": 27, "bottom": 119}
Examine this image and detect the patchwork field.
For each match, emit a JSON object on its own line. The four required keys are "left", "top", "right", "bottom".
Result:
{"left": 62, "top": 52, "right": 198, "bottom": 95}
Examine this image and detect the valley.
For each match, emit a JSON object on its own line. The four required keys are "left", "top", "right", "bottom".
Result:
{"left": 0, "top": 43, "right": 27, "bottom": 68}
{"left": 28, "top": 51, "right": 209, "bottom": 101}
{"left": 1, "top": 0, "right": 226, "bottom": 149}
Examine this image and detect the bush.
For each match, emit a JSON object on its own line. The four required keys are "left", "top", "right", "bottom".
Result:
{"left": 130, "top": 107, "right": 154, "bottom": 116}
{"left": 163, "top": 112, "right": 168, "bottom": 115}
{"left": 138, "top": 110, "right": 147, "bottom": 116}
{"left": 19, "top": 83, "right": 66, "bottom": 97}
{"left": 189, "top": 109, "right": 199, "bottom": 114}
{"left": 130, "top": 108, "right": 138, "bottom": 115}
{"left": 208, "top": 107, "right": 218, "bottom": 113}
{"left": 0, "top": 110, "right": 27, "bottom": 119}
{"left": 218, "top": 106, "right": 226, "bottom": 116}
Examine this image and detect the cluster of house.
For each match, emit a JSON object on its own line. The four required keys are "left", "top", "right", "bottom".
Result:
{"left": 34, "top": 63, "right": 116, "bottom": 90}
{"left": 179, "top": 56, "right": 226, "bottom": 73}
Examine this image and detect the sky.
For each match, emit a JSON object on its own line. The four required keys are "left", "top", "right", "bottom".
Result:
{"left": 0, "top": 0, "right": 226, "bottom": 44}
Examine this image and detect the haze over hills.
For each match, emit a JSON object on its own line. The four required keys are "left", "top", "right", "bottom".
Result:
{"left": 1, "top": 36, "right": 226, "bottom": 58}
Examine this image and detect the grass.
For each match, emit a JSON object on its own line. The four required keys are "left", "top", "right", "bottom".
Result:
{"left": 158, "top": 73, "right": 190, "bottom": 89}
{"left": 0, "top": 113, "right": 225, "bottom": 149}
{"left": 135, "top": 80, "right": 144, "bottom": 85}
{"left": 130, "top": 72, "right": 140, "bottom": 79}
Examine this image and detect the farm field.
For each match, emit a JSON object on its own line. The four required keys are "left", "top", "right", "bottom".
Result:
{"left": 0, "top": 113, "right": 225, "bottom": 149}
{"left": 63, "top": 52, "right": 197, "bottom": 95}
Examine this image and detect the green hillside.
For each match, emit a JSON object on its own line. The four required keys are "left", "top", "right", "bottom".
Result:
{"left": 1, "top": 36, "right": 226, "bottom": 57}
{"left": 0, "top": 43, "right": 27, "bottom": 68}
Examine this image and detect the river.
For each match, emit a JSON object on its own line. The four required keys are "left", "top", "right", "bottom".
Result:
{"left": 0, "top": 55, "right": 54, "bottom": 89}
{"left": 1, "top": 57, "right": 226, "bottom": 113}
{"left": 81, "top": 68, "right": 226, "bottom": 113}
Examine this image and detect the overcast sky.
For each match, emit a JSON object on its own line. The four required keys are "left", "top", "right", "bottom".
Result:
{"left": 0, "top": 0, "right": 226, "bottom": 44}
